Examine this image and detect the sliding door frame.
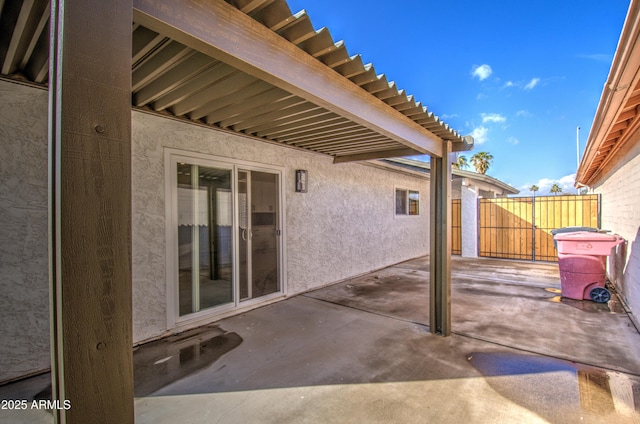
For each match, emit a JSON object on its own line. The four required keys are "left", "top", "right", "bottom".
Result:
{"left": 164, "top": 148, "right": 286, "bottom": 330}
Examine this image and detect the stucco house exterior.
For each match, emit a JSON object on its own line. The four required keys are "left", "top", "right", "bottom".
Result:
{"left": 380, "top": 158, "right": 519, "bottom": 258}
{"left": 0, "top": 0, "right": 474, "bottom": 421}
{"left": 576, "top": 0, "right": 640, "bottom": 328}
{"left": 1, "top": 82, "right": 443, "bottom": 379}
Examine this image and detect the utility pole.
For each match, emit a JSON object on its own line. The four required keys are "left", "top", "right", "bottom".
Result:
{"left": 576, "top": 126, "right": 581, "bottom": 194}
{"left": 576, "top": 126, "right": 581, "bottom": 168}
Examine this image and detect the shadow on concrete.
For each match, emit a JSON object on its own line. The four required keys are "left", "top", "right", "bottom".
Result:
{"left": 3, "top": 256, "right": 640, "bottom": 423}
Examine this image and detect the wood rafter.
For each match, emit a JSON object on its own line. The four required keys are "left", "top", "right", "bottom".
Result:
{"left": 132, "top": 0, "right": 445, "bottom": 157}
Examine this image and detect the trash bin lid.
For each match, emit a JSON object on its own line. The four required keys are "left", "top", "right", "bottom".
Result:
{"left": 554, "top": 231, "right": 624, "bottom": 255}
{"left": 550, "top": 226, "right": 599, "bottom": 235}
{"left": 553, "top": 231, "right": 620, "bottom": 242}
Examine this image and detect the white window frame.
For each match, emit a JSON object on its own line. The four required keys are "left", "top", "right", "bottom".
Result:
{"left": 394, "top": 187, "right": 420, "bottom": 217}
{"left": 165, "top": 148, "right": 287, "bottom": 330}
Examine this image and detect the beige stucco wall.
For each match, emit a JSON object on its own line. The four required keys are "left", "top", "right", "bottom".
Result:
{"left": 131, "top": 111, "right": 430, "bottom": 343}
{"left": 451, "top": 178, "right": 462, "bottom": 200}
{"left": 0, "top": 79, "right": 432, "bottom": 381}
{"left": 591, "top": 132, "right": 640, "bottom": 322}
{"left": 0, "top": 80, "right": 50, "bottom": 383}
{"left": 460, "top": 184, "right": 479, "bottom": 258}
{"left": 0, "top": 78, "right": 432, "bottom": 381}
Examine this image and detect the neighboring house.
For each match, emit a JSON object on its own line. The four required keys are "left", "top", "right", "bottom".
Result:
{"left": 380, "top": 158, "right": 519, "bottom": 258}
{"left": 576, "top": 0, "right": 640, "bottom": 327}
{"left": 380, "top": 158, "right": 518, "bottom": 200}
{"left": 0, "top": 0, "right": 471, "bottom": 420}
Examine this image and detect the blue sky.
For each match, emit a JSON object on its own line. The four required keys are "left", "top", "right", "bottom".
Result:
{"left": 285, "top": 0, "right": 630, "bottom": 195}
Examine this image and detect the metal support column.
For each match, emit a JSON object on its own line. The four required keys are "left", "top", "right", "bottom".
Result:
{"left": 49, "top": 0, "right": 134, "bottom": 422}
{"left": 430, "top": 141, "right": 452, "bottom": 336}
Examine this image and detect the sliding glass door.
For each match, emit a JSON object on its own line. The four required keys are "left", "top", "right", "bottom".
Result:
{"left": 170, "top": 154, "right": 282, "bottom": 321}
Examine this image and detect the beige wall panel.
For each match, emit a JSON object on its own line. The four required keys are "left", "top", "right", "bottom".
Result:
{"left": 0, "top": 81, "right": 49, "bottom": 383}
{"left": 131, "top": 111, "right": 430, "bottom": 343}
{"left": 0, "top": 80, "right": 432, "bottom": 379}
{"left": 593, "top": 132, "right": 640, "bottom": 321}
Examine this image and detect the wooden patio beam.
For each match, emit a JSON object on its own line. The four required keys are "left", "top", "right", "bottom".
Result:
{"left": 132, "top": 0, "right": 444, "bottom": 157}
{"left": 333, "top": 148, "right": 418, "bottom": 163}
{"left": 49, "top": 0, "right": 134, "bottom": 422}
{"left": 430, "top": 141, "right": 452, "bottom": 336}
{"left": 451, "top": 135, "right": 475, "bottom": 152}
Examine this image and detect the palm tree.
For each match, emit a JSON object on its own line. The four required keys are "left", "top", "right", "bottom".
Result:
{"left": 529, "top": 184, "right": 539, "bottom": 197}
{"left": 470, "top": 151, "right": 493, "bottom": 174}
{"left": 452, "top": 155, "right": 469, "bottom": 170}
{"left": 550, "top": 183, "right": 562, "bottom": 195}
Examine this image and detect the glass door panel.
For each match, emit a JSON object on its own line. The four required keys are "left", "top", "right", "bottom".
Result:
{"left": 250, "top": 171, "right": 279, "bottom": 298}
{"left": 238, "top": 171, "right": 250, "bottom": 300}
{"left": 238, "top": 169, "right": 280, "bottom": 302}
{"left": 177, "top": 163, "right": 233, "bottom": 316}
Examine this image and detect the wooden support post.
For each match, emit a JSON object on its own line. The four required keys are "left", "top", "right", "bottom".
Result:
{"left": 49, "top": 1, "right": 133, "bottom": 422}
{"left": 430, "top": 141, "right": 452, "bottom": 336}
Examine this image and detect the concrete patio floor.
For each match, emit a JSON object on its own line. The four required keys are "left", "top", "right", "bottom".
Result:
{"left": 2, "top": 256, "right": 640, "bottom": 423}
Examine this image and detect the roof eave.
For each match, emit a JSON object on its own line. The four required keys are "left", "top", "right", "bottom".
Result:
{"left": 576, "top": 0, "right": 640, "bottom": 186}
{"left": 380, "top": 157, "right": 519, "bottom": 195}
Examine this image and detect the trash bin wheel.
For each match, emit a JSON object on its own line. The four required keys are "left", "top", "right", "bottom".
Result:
{"left": 590, "top": 287, "right": 611, "bottom": 303}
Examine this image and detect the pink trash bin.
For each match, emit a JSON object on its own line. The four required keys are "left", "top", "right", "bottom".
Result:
{"left": 556, "top": 253, "right": 606, "bottom": 301}
{"left": 553, "top": 232, "right": 624, "bottom": 302}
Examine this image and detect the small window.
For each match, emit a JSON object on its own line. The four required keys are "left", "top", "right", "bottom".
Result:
{"left": 395, "top": 189, "right": 419, "bottom": 216}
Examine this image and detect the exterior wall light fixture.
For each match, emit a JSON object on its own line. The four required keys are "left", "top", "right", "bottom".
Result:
{"left": 295, "top": 169, "right": 308, "bottom": 193}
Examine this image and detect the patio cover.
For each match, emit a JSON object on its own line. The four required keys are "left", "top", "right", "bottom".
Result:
{"left": 0, "top": 0, "right": 472, "bottom": 422}
{"left": 1, "top": 0, "right": 471, "bottom": 162}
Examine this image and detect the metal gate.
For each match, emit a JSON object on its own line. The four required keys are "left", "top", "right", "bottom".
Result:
{"left": 452, "top": 199, "right": 461, "bottom": 255}
{"left": 479, "top": 194, "right": 600, "bottom": 262}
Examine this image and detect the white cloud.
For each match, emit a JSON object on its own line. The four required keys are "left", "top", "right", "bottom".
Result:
{"left": 440, "top": 113, "right": 458, "bottom": 120}
{"left": 521, "top": 174, "right": 577, "bottom": 195}
{"left": 470, "top": 126, "right": 488, "bottom": 144}
{"left": 537, "top": 178, "right": 555, "bottom": 191}
{"left": 507, "top": 137, "right": 519, "bottom": 145}
{"left": 558, "top": 174, "right": 576, "bottom": 187}
{"left": 472, "top": 64, "right": 492, "bottom": 81}
{"left": 516, "top": 110, "right": 532, "bottom": 118}
{"left": 576, "top": 53, "right": 612, "bottom": 63}
{"left": 524, "top": 77, "right": 540, "bottom": 90}
{"left": 481, "top": 113, "right": 506, "bottom": 124}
